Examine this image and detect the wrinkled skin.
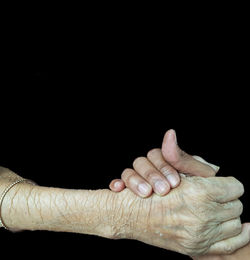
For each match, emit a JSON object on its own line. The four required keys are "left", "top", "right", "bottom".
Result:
{"left": 110, "top": 129, "right": 250, "bottom": 257}
{"left": 122, "top": 175, "right": 244, "bottom": 256}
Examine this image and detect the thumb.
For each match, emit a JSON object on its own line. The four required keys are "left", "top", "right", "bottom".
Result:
{"left": 161, "top": 129, "right": 220, "bottom": 177}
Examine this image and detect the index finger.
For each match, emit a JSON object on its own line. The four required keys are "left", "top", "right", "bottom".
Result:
{"left": 207, "top": 176, "right": 244, "bottom": 203}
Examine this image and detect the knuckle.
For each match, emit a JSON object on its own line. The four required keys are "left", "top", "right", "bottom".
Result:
{"left": 240, "top": 184, "right": 245, "bottom": 196}
{"left": 223, "top": 244, "right": 234, "bottom": 254}
{"left": 234, "top": 218, "right": 242, "bottom": 233}
{"left": 192, "top": 225, "right": 206, "bottom": 235}
{"left": 192, "top": 204, "right": 212, "bottom": 223}
{"left": 229, "top": 177, "right": 244, "bottom": 195}
{"left": 229, "top": 200, "right": 244, "bottom": 216}
{"left": 238, "top": 182, "right": 245, "bottom": 196}
{"left": 196, "top": 217, "right": 209, "bottom": 229}
{"left": 126, "top": 174, "right": 135, "bottom": 185}
{"left": 238, "top": 200, "right": 243, "bottom": 215}
{"left": 147, "top": 148, "right": 160, "bottom": 158}
{"left": 223, "top": 200, "right": 243, "bottom": 216}
{"left": 182, "top": 237, "right": 208, "bottom": 256}
{"left": 228, "top": 176, "right": 237, "bottom": 182}
{"left": 133, "top": 156, "right": 147, "bottom": 168}
{"left": 194, "top": 183, "right": 210, "bottom": 199}
{"left": 159, "top": 164, "right": 174, "bottom": 175}
{"left": 144, "top": 169, "right": 159, "bottom": 180}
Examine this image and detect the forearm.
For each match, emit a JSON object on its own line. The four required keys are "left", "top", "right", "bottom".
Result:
{"left": 1, "top": 182, "right": 117, "bottom": 237}
{"left": 0, "top": 167, "right": 142, "bottom": 239}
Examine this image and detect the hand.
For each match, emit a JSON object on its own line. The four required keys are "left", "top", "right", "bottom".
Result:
{"left": 109, "top": 129, "right": 220, "bottom": 196}
{"left": 118, "top": 175, "right": 248, "bottom": 256}
{"left": 109, "top": 129, "right": 250, "bottom": 257}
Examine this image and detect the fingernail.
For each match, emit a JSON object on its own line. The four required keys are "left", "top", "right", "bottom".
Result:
{"left": 154, "top": 180, "right": 169, "bottom": 195}
{"left": 138, "top": 183, "right": 150, "bottom": 196}
{"left": 114, "top": 181, "right": 122, "bottom": 189}
{"left": 166, "top": 174, "right": 179, "bottom": 187}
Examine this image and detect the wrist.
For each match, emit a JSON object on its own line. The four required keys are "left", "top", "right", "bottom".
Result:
{"left": 108, "top": 188, "right": 152, "bottom": 240}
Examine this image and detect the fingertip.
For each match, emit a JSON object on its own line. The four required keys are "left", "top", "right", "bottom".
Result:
{"left": 109, "top": 179, "right": 125, "bottom": 192}
{"left": 162, "top": 129, "right": 179, "bottom": 163}
{"left": 162, "top": 129, "right": 170, "bottom": 146}
{"left": 169, "top": 129, "right": 177, "bottom": 144}
{"left": 171, "top": 173, "right": 181, "bottom": 188}
{"left": 164, "top": 172, "right": 180, "bottom": 188}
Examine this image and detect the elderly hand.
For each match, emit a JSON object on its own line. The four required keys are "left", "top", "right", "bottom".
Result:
{"left": 109, "top": 129, "right": 250, "bottom": 256}
{"left": 118, "top": 175, "right": 247, "bottom": 256}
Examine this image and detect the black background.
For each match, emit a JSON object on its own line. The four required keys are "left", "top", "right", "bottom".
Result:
{"left": 0, "top": 10, "right": 249, "bottom": 260}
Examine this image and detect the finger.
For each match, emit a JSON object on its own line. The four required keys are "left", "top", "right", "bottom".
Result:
{"left": 109, "top": 179, "right": 125, "bottom": 192}
{"left": 147, "top": 148, "right": 180, "bottom": 188}
{"left": 207, "top": 177, "right": 244, "bottom": 203}
{"left": 207, "top": 223, "right": 250, "bottom": 255}
{"left": 133, "top": 157, "right": 171, "bottom": 196}
{"left": 215, "top": 200, "right": 243, "bottom": 222}
{"left": 192, "top": 155, "right": 220, "bottom": 174}
{"left": 121, "top": 168, "right": 152, "bottom": 197}
{"left": 161, "top": 129, "right": 219, "bottom": 177}
{"left": 214, "top": 218, "right": 242, "bottom": 243}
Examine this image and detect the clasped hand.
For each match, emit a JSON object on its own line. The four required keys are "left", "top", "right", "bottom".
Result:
{"left": 109, "top": 130, "right": 249, "bottom": 257}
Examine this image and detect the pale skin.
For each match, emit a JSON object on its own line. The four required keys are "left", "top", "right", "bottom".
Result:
{"left": 109, "top": 129, "right": 250, "bottom": 259}
{"left": 0, "top": 130, "right": 249, "bottom": 257}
